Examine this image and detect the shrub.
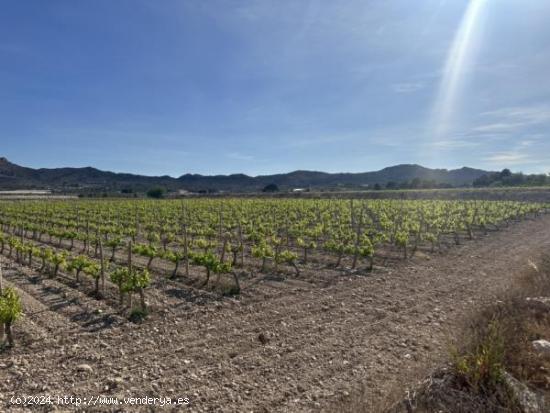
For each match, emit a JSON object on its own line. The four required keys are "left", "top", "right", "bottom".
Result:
{"left": 262, "top": 183, "right": 279, "bottom": 193}
{"left": 452, "top": 320, "right": 505, "bottom": 393}
{"left": 146, "top": 187, "right": 165, "bottom": 199}
{"left": 0, "top": 287, "right": 22, "bottom": 347}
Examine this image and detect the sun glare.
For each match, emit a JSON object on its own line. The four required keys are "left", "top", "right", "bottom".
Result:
{"left": 431, "top": 0, "right": 488, "bottom": 141}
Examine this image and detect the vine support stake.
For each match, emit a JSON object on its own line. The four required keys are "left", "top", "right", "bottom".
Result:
{"left": 99, "top": 236, "right": 105, "bottom": 297}
{"left": 0, "top": 256, "right": 4, "bottom": 342}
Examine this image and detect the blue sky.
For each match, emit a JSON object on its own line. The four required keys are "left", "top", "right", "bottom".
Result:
{"left": 1, "top": 0, "right": 549, "bottom": 176}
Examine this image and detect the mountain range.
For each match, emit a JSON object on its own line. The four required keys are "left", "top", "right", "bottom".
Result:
{"left": 0, "top": 157, "right": 490, "bottom": 193}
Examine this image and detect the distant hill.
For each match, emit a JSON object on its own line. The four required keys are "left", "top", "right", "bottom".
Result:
{"left": 0, "top": 157, "right": 490, "bottom": 193}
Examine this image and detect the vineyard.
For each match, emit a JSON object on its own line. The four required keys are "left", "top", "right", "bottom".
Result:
{"left": 0, "top": 198, "right": 547, "bottom": 322}
{"left": 1, "top": 198, "right": 550, "bottom": 411}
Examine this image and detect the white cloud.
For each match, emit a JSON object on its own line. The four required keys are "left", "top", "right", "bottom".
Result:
{"left": 472, "top": 122, "right": 525, "bottom": 133}
{"left": 470, "top": 106, "right": 550, "bottom": 139}
{"left": 431, "top": 139, "right": 480, "bottom": 149}
{"left": 225, "top": 152, "right": 255, "bottom": 161}
{"left": 391, "top": 82, "right": 425, "bottom": 93}
{"left": 519, "top": 139, "right": 537, "bottom": 147}
{"left": 482, "top": 152, "right": 531, "bottom": 165}
{"left": 480, "top": 106, "right": 550, "bottom": 125}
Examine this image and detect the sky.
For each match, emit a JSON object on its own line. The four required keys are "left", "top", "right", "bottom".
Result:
{"left": 1, "top": 0, "right": 549, "bottom": 177}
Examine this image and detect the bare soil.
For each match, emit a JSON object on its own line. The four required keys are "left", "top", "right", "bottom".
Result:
{"left": 2, "top": 215, "right": 550, "bottom": 412}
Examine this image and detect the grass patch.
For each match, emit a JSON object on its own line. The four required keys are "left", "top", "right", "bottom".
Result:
{"left": 452, "top": 320, "right": 505, "bottom": 392}
{"left": 128, "top": 307, "right": 148, "bottom": 323}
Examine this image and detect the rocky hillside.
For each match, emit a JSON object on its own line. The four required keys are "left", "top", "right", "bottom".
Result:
{"left": 0, "top": 157, "right": 489, "bottom": 192}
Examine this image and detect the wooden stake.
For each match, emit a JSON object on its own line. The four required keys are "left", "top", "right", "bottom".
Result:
{"left": 0, "top": 256, "right": 3, "bottom": 293}
{"left": 99, "top": 236, "right": 105, "bottom": 296}
{"left": 128, "top": 240, "right": 133, "bottom": 273}
{"left": 0, "top": 256, "right": 5, "bottom": 342}
{"left": 183, "top": 224, "right": 189, "bottom": 277}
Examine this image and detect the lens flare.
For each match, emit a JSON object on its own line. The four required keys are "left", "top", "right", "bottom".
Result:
{"left": 431, "top": 0, "right": 488, "bottom": 141}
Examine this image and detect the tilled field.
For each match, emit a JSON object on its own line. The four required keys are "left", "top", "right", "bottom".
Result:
{"left": 2, "top": 215, "right": 550, "bottom": 412}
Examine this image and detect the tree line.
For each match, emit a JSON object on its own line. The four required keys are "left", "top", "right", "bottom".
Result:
{"left": 473, "top": 169, "right": 549, "bottom": 188}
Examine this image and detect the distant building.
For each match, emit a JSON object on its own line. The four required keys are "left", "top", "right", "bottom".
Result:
{"left": 0, "top": 190, "right": 52, "bottom": 195}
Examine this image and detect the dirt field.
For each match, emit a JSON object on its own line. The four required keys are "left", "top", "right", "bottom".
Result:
{"left": 2, "top": 215, "right": 550, "bottom": 412}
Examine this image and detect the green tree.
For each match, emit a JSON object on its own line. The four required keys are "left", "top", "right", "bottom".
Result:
{"left": 262, "top": 183, "right": 279, "bottom": 193}
{"left": 146, "top": 187, "right": 165, "bottom": 199}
